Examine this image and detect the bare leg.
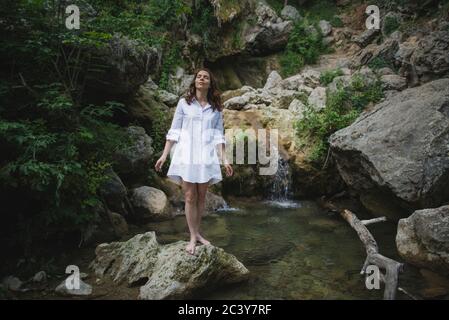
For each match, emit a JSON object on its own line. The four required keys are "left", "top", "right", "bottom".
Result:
{"left": 182, "top": 180, "right": 198, "bottom": 254}
{"left": 196, "top": 182, "right": 211, "bottom": 245}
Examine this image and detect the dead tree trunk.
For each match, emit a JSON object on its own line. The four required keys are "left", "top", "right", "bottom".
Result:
{"left": 340, "top": 209, "right": 404, "bottom": 300}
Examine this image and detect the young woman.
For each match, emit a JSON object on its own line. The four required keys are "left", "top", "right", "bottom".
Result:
{"left": 155, "top": 68, "right": 233, "bottom": 255}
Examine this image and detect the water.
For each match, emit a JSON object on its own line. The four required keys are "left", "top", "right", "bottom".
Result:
{"left": 148, "top": 198, "right": 427, "bottom": 300}
{"left": 265, "top": 155, "right": 302, "bottom": 208}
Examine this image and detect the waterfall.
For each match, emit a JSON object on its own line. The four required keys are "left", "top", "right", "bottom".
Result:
{"left": 266, "top": 155, "right": 301, "bottom": 208}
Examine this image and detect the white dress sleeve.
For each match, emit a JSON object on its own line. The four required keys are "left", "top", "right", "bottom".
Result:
{"left": 166, "top": 99, "right": 184, "bottom": 142}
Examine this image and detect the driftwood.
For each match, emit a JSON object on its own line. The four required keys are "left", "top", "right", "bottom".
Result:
{"left": 339, "top": 209, "right": 404, "bottom": 300}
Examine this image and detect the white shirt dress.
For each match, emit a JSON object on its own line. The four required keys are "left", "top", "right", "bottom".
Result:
{"left": 166, "top": 97, "right": 226, "bottom": 185}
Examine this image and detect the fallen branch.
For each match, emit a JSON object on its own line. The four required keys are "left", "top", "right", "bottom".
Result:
{"left": 361, "top": 217, "right": 387, "bottom": 226}
{"left": 340, "top": 209, "right": 404, "bottom": 300}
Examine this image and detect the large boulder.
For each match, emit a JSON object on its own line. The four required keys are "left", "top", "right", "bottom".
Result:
{"left": 89, "top": 232, "right": 249, "bottom": 299}
{"left": 114, "top": 126, "right": 154, "bottom": 181}
{"left": 329, "top": 78, "right": 449, "bottom": 219}
{"left": 130, "top": 186, "right": 171, "bottom": 221}
{"left": 396, "top": 205, "right": 449, "bottom": 276}
{"left": 98, "top": 167, "right": 128, "bottom": 216}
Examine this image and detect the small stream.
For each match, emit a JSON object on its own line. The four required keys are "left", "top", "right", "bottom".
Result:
{"left": 148, "top": 197, "right": 424, "bottom": 299}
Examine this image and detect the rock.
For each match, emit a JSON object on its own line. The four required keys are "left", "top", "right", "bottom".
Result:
{"left": 84, "top": 34, "right": 159, "bottom": 98}
{"left": 110, "top": 212, "right": 128, "bottom": 236}
{"left": 396, "top": 30, "right": 449, "bottom": 84}
{"left": 319, "top": 20, "right": 332, "bottom": 37}
{"left": 330, "top": 79, "right": 449, "bottom": 219}
{"left": 380, "top": 74, "right": 407, "bottom": 91}
{"left": 245, "top": 2, "right": 293, "bottom": 55}
{"left": 377, "top": 67, "right": 395, "bottom": 76}
{"left": 167, "top": 67, "right": 195, "bottom": 96}
{"left": 280, "top": 5, "right": 301, "bottom": 22}
{"left": 281, "top": 74, "right": 305, "bottom": 90}
{"left": 396, "top": 205, "right": 449, "bottom": 276}
{"left": 351, "top": 28, "right": 379, "bottom": 47}
{"left": 32, "top": 271, "right": 47, "bottom": 283}
{"left": 322, "top": 36, "right": 335, "bottom": 47}
{"left": 2, "top": 276, "right": 22, "bottom": 292}
{"left": 301, "top": 69, "right": 321, "bottom": 88}
{"left": 89, "top": 232, "right": 249, "bottom": 299}
{"left": 55, "top": 278, "right": 92, "bottom": 296}
{"left": 351, "top": 38, "right": 399, "bottom": 68}
{"left": 99, "top": 167, "right": 128, "bottom": 216}
{"left": 130, "top": 186, "right": 171, "bottom": 221}
{"left": 155, "top": 89, "right": 178, "bottom": 107}
{"left": 114, "top": 126, "right": 154, "bottom": 178}
{"left": 307, "top": 87, "right": 327, "bottom": 111}
{"left": 288, "top": 99, "right": 306, "bottom": 118}
{"left": 205, "top": 191, "right": 227, "bottom": 213}
{"left": 263, "top": 70, "right": 283, "bottom": 91}
{"left": 327, "top": 75, "right": 352, "bottom": 94}
{"left": 353, "top": 66, "right": 377, "bottom": 85}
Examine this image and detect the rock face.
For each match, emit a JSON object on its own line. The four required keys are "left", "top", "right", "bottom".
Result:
{"left": 330, "top": 78, "right": 449, "bottom": 219}
{"left": 114, "top": 126, "right": 154, "bottom": 179}
{"left": 396, "top": 205, "right": 449, "bottom": 275}
{"left": 99, "top": 168, "right": 128, "bottom": 216}
{"left": 84, "top": 34, "right": 159, "bottom": 99}
{"left": 396, "top": 28, "right": 449, "bottom": 84}
{"left": 89, "top": 232, "right": 249, "bottom": 299}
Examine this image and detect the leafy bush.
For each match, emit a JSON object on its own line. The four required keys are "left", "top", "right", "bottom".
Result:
{"left": 295, "top": 76, "right": 384, "bottom": 163}
{"left": 320, "top": 68, "right": 344, "bottom": 85}
{"left": 383, "top": 15, "right": 400, "bottom": 36}
{"left": 280, "top": 19, "right": 328, "bottom": 77}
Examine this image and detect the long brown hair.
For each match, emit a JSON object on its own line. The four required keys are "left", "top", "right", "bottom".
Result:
{"left": 184, "top": 68, "right": 223, "bottom": 112}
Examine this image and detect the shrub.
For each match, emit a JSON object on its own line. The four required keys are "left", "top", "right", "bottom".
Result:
{"left": 295, "top": 77, "right": 384, "bottom": 163}
{"left": 320, "top": 68, "right": 344, "bottom": 85}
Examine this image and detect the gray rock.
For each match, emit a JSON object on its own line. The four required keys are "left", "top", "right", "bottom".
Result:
{"left": 351, "top": 28, "right": 379, "bottom": 47}
{"left": 308, "top": 87, "right": 327, "bottom": 111}
{"left": 114, "top": 126, "right": 154, "bottom": 177}
{"left": 397, "top": 205, "right": 449, "bottom": 275}
{"left": 167, "top": 67, "right": 195, "bottom": 96}
{"left": 330, "top": 79, "right": 449, "bottom": 219}
{"left": 288, "top": 99, "right": 307, "bottom": 118}
{"left": 2, "top": 276, "right": 22, "bottom": 292}
{"left": 319, "top": 20, "right": 332, "bottom": 37}
{"left": 89, "top": 232, "right": 249, "bottom": 299}
{"left": 110, "top": 212, "right": 129, "bottom": 236}
{"left": 280, "top": 5, "right": 301, "bottom": 22}
{"left": 396, "top": 30, "right": 449, "bottom": 84}
{"left": 99, "top": 167, "right": 128, "bottom": 216}
{"left": 32, "top": 271, "right": 47, "bottom": 283}
{"left": 380, "top": 74, "right": 407, "bottom": 91}
{"left": 130, "top": 186, "right": 171, "bottom": 221}
{"left": 55, "top": 278, "right": 92, "bottom": 296}
{"left": 263, "top": 70, "right": 283, "bottom": 91}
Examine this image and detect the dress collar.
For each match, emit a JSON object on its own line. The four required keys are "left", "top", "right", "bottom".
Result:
{"left": 193, "top": 97, "right": 212, "bottom": 111}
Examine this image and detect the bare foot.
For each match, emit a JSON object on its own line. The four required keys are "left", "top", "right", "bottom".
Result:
{"left": 196, "top": 233, "right": 211, "bottom": 246}
{"left": 186, "top": 238, "right": 197, "bottom": 255}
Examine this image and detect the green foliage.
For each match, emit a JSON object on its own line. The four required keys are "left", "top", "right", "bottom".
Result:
{"left": 383, "top": 15, "right": 400, "bottom": 36}
{"left": 367, "top": 56, "right": 397, "bottom": 72}
{"left": 320, "top": 69, "right": 344, "bottom": 86}
{"left": 295, "top": 76, "right": 384, "bottom": 163}
{"left": 280, "top": 19, "right": 328, "bottom": 77}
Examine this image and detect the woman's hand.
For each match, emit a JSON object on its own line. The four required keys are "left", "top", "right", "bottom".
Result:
{"left": 155, "top": 155, "right": 167, "bottom": 172}
{"left": 224, "top": 163, "right": 233, "bottom": 177}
